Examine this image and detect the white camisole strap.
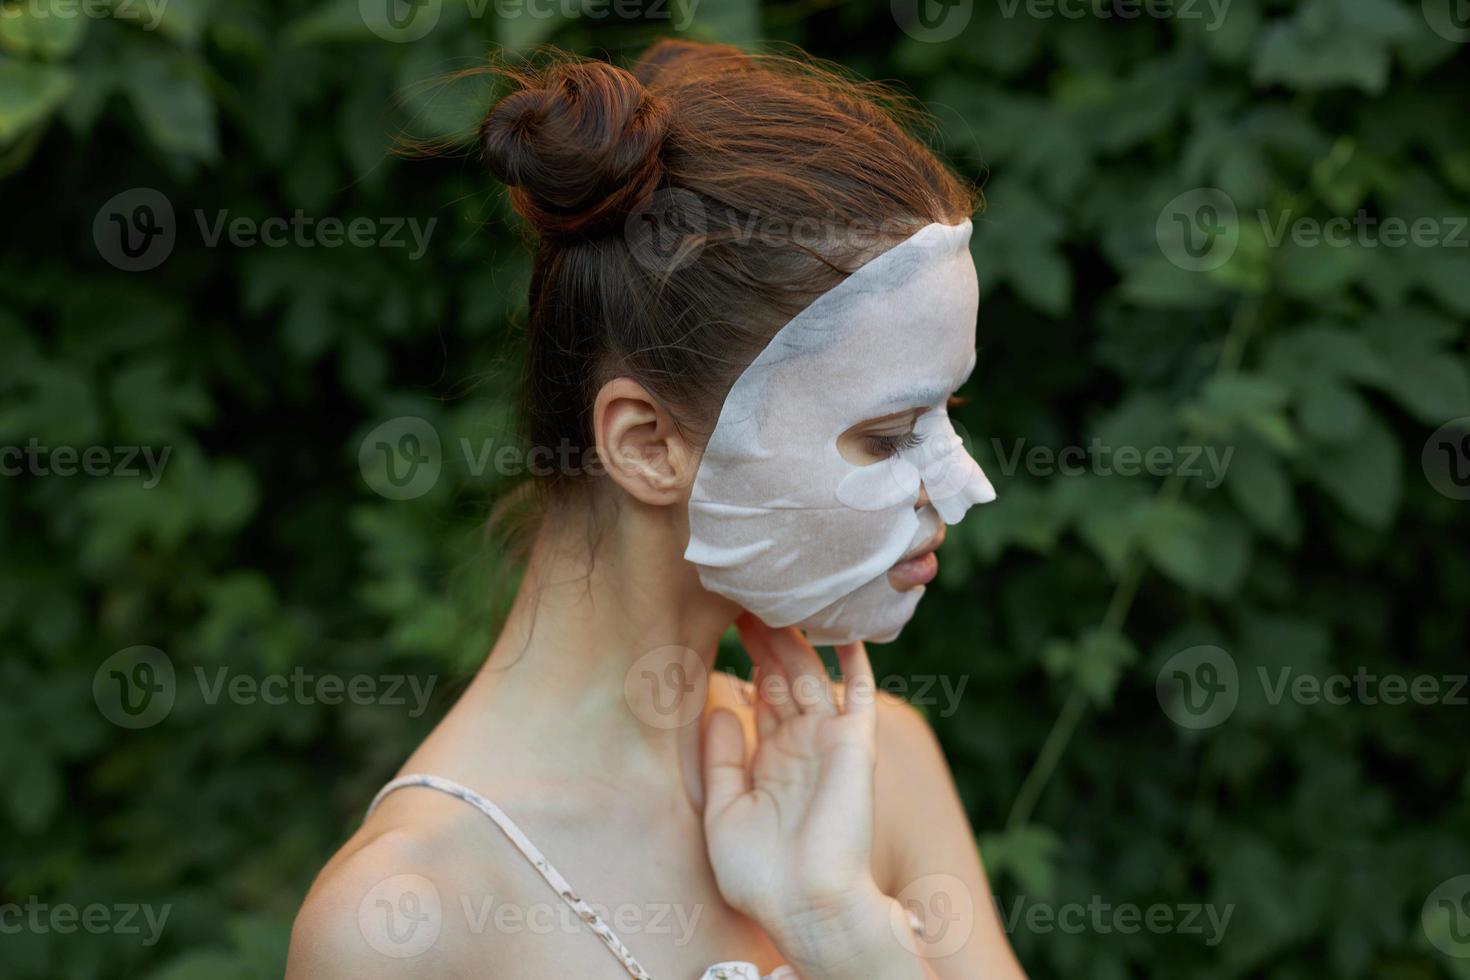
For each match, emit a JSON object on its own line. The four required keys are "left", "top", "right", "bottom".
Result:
{"left": 368, "top": 773, "right": 655, "bottom": 980}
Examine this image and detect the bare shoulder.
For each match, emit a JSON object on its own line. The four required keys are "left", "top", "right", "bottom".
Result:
{"left": 286, "top": 789, "right": 541, "bottom": 980}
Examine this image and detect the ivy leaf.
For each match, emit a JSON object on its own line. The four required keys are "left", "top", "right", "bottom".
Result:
{"left": 1226, "top": 439, "right": 1297, "bottom": 542}
{"left": 1076, "top": 627, "right": 1140, "bottom": 707}
{"left": 1297, "top": 378, "right": 1368, "bottom": 444}
{"left": 1141, "top": 501, "right": 1253, "bottom": 597}
{"left": 0, "top": 56, "right": 73, "bottom": 143}
{"left": 978, "top": 824, "right": 1062, "bottom": 897}
{"left": 121, "top": 49, "right": 219, "bottom": 162}
{"left": 1307, "top": 412, "right": 1403, "bottom": 528}
{"left": 0, "top": 0, "right": 88, "bottom": 58}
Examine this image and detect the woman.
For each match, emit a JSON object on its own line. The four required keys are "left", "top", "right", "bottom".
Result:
{"left": 289, "top": 39, "right": 1026, "bottom": 980}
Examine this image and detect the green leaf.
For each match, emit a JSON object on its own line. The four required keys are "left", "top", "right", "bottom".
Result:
{"left": 0, "top": 0, "right": 87, "bottom": 58}
{"left": 1075, "top": 627, "right": 1139, "bottom": 707}
{"left": 978, "top": 824, "right": 1062, "bottom": 897}
{"left": 1226, "top": 439, "right": 1296, "bottom": 540}
{"left": 1007, "top": 246, "right": 1072, "bottom": 317}
{"left": 1120, "top": 259, "right": 1228, "bottom": 310}
{"left": 150, "top": 0, "right": 216, "bottom": 46}
{"left": 5, "top": 746, "right": 60, "bottom": 833}
{"left": 678, "top": 0, "right": 760, "bottom": 45}
{"left": 1298, "top": 378, "right": 1368, "bottom": 444}
{"left": 1308, "top": 413, "right": 1403, "bottom": 528}
{"left": 1141, "top": 501, "right": 1253, "bottom": 597}
{"left": 0, "top": 56, "right": 73, "bottom": 142}
{"left": 122, "top": 50, "right": 219, "bottom": 161}
{"left": 1422, "top": 253, "right": 1470, "bottom": 317}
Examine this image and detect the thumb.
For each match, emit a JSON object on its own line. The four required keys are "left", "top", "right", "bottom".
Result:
{"left": 702, "top": 708, "right": 749, "bottom": 818}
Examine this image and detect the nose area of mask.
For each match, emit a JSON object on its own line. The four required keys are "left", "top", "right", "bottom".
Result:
{"left": 833, "top": 410, "right": 996, "bottom": 523}
{"left": 914, "top": 412, "right": 996, "bottom": 524}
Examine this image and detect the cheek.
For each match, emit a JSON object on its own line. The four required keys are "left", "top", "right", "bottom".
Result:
{"left": 835, "top": 457, "right": 922, "bottom": 512}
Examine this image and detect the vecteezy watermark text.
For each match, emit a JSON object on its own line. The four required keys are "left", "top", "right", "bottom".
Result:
{"left": 0, "top": 0, "right": 167, "bottom": 30}
{"left": 1157, "top": 188, "right": 1470, "bottom": 272}
{"left": 0, "top": 441, "right": 170, "bottom": 487}
{"left": 995, "top": 895, "right": 1233, "bottom": 946}
{"left": 358, "top": 0, "right": 700, "bottom": 44}
{"left": 94, "top": 188, "right": 438, "bottom": 272}
{"left": 1158, "top": 645, "right": 1468, "bottom": 730}
{"left": 356, "top": 874, "right": 704, "bottom": 959}
{"left": 994, "top": 0, "right": 1229, "bottom": 29}
{"left": 990, "top": 438, "right": 1234, "bottom": 488}
{"left": 93, "top": 646, "right": 438, "bottom": 729}
{"left": 0, "top": 898, "right": 170, "bottom": 946}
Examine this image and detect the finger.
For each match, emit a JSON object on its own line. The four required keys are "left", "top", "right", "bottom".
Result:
{"left": 752, "top": 666, "right": 779, "bottom": 742}
{"left": 702, "top": 708, "right": 749, "bottom": 818}
{"left": 737, "top": 616, "right": 799, "bottom": 722}
{"left": 763, "top": 625, "right": 836, "bottom": 716}
{"left": 757, "top": 662, "right": 799, "bottom": 723}
{"left": 835, "top": 640, "right": 878, "bottom": 738}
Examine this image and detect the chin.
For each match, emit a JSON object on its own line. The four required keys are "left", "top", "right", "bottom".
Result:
{"left": 794, "top": 576, "right": 924, "bottom": 646}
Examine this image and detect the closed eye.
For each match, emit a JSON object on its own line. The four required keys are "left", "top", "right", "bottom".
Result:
{"left": 864, "top": 430, "right": 925, "bottom": 459}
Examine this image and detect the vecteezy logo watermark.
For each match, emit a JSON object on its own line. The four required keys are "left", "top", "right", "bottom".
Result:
{"left": 1156, "top": 188, "right": 1239, "bottom": 272}
{"left": 358, "top": 874, "right": 443, "bottom": 958}
{"left": 356, "top": 875, "right": 704, "bottom": 958}
{"left": 996, "top": 896, "right": 1233, "bottom": 946}
{"left": 359, "top": 0, "right": 443, "bottom": 42}
{"left": 1156, "top": 645, "right": 1239, "bottom": 730}
{"left": 624, "top": 645, "right": 709, "bottom": 730}
{"left": 92, "top": 647, "right": 437, "bottom": 728}
{"left": 892, "top": 0, "right": 974, "bottom": 42}
{"left": 990, "top": 438, "right": 1234, "bottom": 488}
{"left": 1423, "top": 875, "right": 1470, "bottom": 959}
{"left": 1158, "top": 646, "right": 1468, "bottom": 730}
{"left": 1423, "top": 417, "right": 1470, "bottom": 501}
{"left": 625, "top": 187, "right": 708, "bottom": 275}
{"left": 891, "top": 873, "right": 976, "bottom": 959}
{"left": 0, "top": 898, "right": 171, "bottom": 946}
{"left": 1158, "top": 188, "right": 1470, "bottom": 272}
{"left": 93, "top": 646, "right": 177, "bottom": 729}
{"left": 94, "top": 188, "right": 177, "bottom": 272}
{"left": 0, "top": 441, "right": 172, "bottom": 487}
{"left": 1422, "top": 0, "right": 1470, "bottom": 43}
{"left": 359, "top": 417, "right": 444, "bottom": 501}
{"left": 95, "top": 190, "right": 438, "bottom": 272}
{"left": 358, "top": 419, "right": 624, "bottom": 500}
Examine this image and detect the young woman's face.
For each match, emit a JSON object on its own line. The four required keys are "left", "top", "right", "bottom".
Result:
{"left": 684, "top": 221, "right": 996, "bottom": 645}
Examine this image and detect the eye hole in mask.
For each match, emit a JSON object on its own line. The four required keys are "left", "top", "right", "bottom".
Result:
{"left": 842, "top": 394, "right": 970, "bottom": 464}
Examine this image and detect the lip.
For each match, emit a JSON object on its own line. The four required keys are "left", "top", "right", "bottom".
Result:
{"left": 888, "top": 526, "right": 946, "bottom": 591}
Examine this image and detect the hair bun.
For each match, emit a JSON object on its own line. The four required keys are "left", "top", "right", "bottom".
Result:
{"left": 480, "top": 60, "right": 670, "bottom": 238}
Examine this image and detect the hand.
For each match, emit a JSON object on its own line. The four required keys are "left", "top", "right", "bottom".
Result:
{"left": 701, "top": 615, "right": 892, "bottom": 966}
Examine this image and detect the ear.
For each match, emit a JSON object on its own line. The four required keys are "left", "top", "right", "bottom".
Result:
{"left": 592, "top": 377, "right": 700, "bottom": 506}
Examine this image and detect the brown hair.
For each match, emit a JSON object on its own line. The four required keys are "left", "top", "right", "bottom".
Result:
{"left": 479, "top": 40, "right": 977, "bottom": 512}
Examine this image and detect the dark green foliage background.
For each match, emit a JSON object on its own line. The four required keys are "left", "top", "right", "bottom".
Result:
{"left": 2, "top": 0, "right": 1468, "bottom": 976}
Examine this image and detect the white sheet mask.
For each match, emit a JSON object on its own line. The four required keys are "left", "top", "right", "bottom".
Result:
{"left": 684, "top": 220, "right": 996, "bottom": 645}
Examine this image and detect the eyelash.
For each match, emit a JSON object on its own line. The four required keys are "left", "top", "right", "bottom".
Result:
{"left": 863, "top": 395, "right": 966, "bottom": 459}
{"left": 865, "top": 431, "right": 926, "bottom": 458}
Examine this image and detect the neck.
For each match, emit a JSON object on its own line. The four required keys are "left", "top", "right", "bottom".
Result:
{"left": 469, "top": 490, "right": 738, "bottom": 807}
